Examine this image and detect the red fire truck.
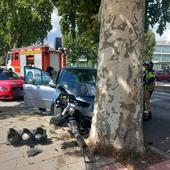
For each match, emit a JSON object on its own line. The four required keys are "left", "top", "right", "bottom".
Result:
{"left": 6, "top": 45, "right": 67, "bottom": 76}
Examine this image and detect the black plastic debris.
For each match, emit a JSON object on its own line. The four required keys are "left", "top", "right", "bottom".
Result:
{"left": 7, "top": 127, "right": 47, "bottom": 145}
{"left": 7, "top": 128, "right": 22, "bottom": 145}
{"left": 50, "top": 115, "right": 67, "bottom": 126}
{"left": 21, "top": 128, "right": 35, "bottom": 142}
{"left": 27, "top": 147, "right": 43, "bottom": 157}
{"left": 33, "top": 127, "right": 47, "bottom": 142}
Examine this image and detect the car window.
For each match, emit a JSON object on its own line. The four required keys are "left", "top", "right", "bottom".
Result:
{"left": 24, "top": 67, "right": 42, "bottom": 85}
{"left": 25, "top": 70, "right": 42, "bottom": 85}
{"left": 26, "top": 71, "right": 34, "bottom": 84}
{"left": 34, "top": 69, "right": 42, "bottom": 85}
{"left": 58, "top": 69, "right": 96, "bottom": 85}
{"left": 0, "top": 71, "right": 19, "bottom": 80}
{"left": 24, "top": 66, "right": 54, "bottom": 86}
{"left": 42, "top": 72, "right": 52, "bottom": 85}
{"left": 57, "top": 69, "right": 97, "bottom": 96}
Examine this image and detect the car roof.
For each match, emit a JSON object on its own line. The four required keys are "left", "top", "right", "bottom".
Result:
{"left": 0, "top": 70, "right": 10, "bottom": 73}
{"left": 0, "top": 68, "right": 13, "bottom": 72}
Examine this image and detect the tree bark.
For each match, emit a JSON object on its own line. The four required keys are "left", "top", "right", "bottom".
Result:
{"left": 90, "top": 0, "right": 145, "bottom": 153}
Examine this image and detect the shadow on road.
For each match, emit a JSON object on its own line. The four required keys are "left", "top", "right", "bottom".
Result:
{"left": 65, "top": 150, "right": 83, "bottom": 157}
{"left": 7, "top": 137, "right": 53, "bottom": 147}
{"left": 0, "top": 100, "right": 48, "bottom": 120}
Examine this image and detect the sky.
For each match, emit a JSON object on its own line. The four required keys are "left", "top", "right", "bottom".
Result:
{"left": 44, "top": 9, "right": 62, "bottom": 48}
{"left": 45, "top": 10, "right": 170, "bottom": 48}
{"left": 153, "top": 23, "right": 170, "bottom": 42}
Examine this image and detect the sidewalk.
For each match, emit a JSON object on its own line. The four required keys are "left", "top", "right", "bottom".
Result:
{"left": 147, "top": 160, "right": 170, "bottom": 170}
{"left": 0, "top": 101, "right": 170, "bottom": 170}
{"left": 0, "top": 111, "right": 126, "bottom": 170}
{"left": 0, "top": 112, "right": 85, "bottom": 170}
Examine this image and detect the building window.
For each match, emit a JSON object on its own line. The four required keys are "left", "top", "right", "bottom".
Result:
{"left": 162, "top": 55, "right": 170, "bottom": 61}
{"left": 163, "top": 46, "right": 170, "bottom": 53}
{"left": 153, "top": 54, "right": 162, "bottom": 61}
{"left": 154, "top": 45, "right": 162, "bottom": 53}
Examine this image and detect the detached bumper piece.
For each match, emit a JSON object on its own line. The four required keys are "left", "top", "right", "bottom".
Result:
{"left": 7, "top": 127, "right": 47, "bottom": 145}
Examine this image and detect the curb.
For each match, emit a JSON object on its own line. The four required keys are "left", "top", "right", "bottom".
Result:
{"left": 149, "top": 146, "right": 170, "bottom": 159}
{"left": 155, "top": 86, "right": 170, "bottom": 92}
{"left": 85, "top": 156, "right": 128, "bottom": 170}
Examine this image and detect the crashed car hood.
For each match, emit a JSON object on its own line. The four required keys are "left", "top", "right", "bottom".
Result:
{"left": 58, "top": 83, "right": 96, "bottom": 99}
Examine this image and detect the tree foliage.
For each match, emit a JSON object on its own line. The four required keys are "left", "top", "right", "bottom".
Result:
{"left": 53, "top": 0, "right": 100, "bottom": 62}
{"left": 145, "top": 0, "right": 170, "bottom": 35}
{"left": 144, "top": 29, "right": 156, "bottom": 61}
{"left": 55, "top": 0, "right": 100, "bottom": 42}
{"left": 0, "top": 0, "right": 53, "bottom": 56}
{"left": 53, "top": 0, "right": 169, "bottom": 62}
{"left": 63, "top": 33, "right": 98, "bottom": 65}
{"left": 54, "top": 0, "right": 170, "bottom": 36}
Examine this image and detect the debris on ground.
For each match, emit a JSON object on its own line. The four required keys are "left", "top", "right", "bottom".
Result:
{"left": 7, "top": 128, "right": 22, "bottom": 145}
{"left": 7, "top": 127, "right": 47, "bottom": 145}
{"left": 27, "top": 147, "right": 43, "bottom": 157}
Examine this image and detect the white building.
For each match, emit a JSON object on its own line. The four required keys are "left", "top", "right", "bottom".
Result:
{"left": 153, "top": 41, "right": 170, "bottom": 69}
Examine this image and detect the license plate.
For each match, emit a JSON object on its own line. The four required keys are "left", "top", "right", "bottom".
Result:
{"left": 14, "top": 87, "right": 22, "bottom": 91}
{"left": 13, "top": 88, "right": 23, "bottom": 96}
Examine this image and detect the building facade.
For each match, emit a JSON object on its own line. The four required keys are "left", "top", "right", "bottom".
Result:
{"left": 153, "top": 42, "right": 170, "bottom": 69}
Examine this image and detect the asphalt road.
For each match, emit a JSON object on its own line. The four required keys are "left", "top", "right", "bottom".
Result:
{"left": 143, "top": 90, "right": 170, "bottom": 153}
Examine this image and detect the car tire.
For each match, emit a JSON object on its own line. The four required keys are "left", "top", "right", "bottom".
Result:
{"left": 51, "top": 103, "right": 61, "bottom": 116}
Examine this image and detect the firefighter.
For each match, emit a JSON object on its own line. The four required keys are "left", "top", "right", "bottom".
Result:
{"left": 46, "top": 66, "right": 55, "bottom": 77}
{"left": 9, "top": 68, "right": 13, "bottom": 72}
{"left": 143, "top": 61, "right": 155, "bottom": 120}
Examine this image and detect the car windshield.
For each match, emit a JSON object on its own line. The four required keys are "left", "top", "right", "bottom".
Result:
{"left": 0, "top": 71, "right": 19, "bottom": 80}
{"left": 58, "top": 68, "right": 97, "bottom": 96}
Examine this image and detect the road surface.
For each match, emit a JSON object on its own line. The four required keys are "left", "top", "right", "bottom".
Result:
{"left": 143, "top": 90, "right": 170, "bottom": 153}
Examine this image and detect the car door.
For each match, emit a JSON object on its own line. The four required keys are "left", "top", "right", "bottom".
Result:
{"left": 35, "top": 71, "right": 58, "bottom": 109}
{"left": 23, "top": 66, "right": 42, "bottom": 107}
{"left": 24, "top": 66, "right": 58, "bottom": 109}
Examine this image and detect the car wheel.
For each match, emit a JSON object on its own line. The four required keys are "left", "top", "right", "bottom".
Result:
{"left": 51, "top": 103, "right": 61, "bottom": 116}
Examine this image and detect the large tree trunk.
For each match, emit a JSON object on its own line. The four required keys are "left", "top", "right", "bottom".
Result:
{"left": 90, "top": 0, "right": 145, "bottom": 152}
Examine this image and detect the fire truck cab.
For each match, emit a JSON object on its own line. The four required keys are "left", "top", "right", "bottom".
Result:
{"left": 6, "top": 45, "right": 66, "bottom": 77}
